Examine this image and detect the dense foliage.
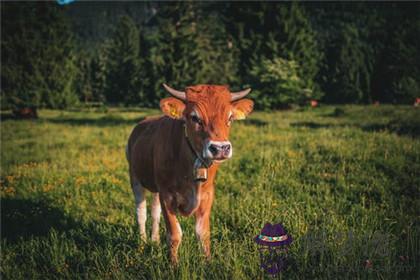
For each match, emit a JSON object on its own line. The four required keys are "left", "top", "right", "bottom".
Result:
{"left": 1, "top": 2, "right": 419, "bottom": 110}
{"left": 105, "top": 16, "right": 148, "bottom": 105}
{"left": 1, "top": 2, "right": 79, "bottom": 111}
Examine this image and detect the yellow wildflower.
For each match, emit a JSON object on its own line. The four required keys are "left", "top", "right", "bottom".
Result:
{"left": 1, "top": 186, "right": 16, "bottom": 196}
{"left": 75, "top": 176, "right": 86, "bottom": 187}
{"left": 43, "top": 184, "right": 54, "bottom": 192}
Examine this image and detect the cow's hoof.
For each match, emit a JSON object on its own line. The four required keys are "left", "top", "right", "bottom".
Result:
{"left": 140, "top": 234, "right": 147, "bottom": 242}
{"left": 170, "top": 256, "right": 179, "bottom": 266}
{"left": 137, "top": 242, "right": 146, "bottom": 253}
{"left": 151, "top": 235, "right": 160, "bottom": 244}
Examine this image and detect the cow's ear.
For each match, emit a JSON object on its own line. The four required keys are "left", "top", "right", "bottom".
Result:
{"left": 232, "top": 99, "right": 254, "bottom": 120}
{"left": 160, "top": 97, "right": 186, "bottom": 119}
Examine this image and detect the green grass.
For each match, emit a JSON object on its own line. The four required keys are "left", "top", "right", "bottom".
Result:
{"left": 1, "top": 105, "right": 419, "bottom": 279}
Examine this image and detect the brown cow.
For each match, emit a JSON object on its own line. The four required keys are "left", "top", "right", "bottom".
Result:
{"left": 126, "top": 84, "right": 253, "bottom": 264}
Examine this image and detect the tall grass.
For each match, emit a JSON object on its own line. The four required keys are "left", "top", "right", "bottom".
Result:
{"left": 1, "top": 105, "right": 419, "bottom": 279}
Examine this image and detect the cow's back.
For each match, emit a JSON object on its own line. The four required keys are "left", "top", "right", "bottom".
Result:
{"left": 127, "top": 116, "right": 184, "bottom": 192}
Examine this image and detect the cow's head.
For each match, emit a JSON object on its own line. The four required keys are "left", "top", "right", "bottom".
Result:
{"left": 160, "top": 84, "right": 253, "bottom": 163}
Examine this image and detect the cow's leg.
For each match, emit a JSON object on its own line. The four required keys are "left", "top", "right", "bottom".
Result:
{"left": 151, "top": 193, "right": 161, "bottom": 243}
{"left": 160, "top": 197, "right": 182, "bottom": 264}
{"left": 131, "top": 178, "right": 147, "bottom": 241}
{"left": 195, "top": 189, "right": 214, "bottom": 260}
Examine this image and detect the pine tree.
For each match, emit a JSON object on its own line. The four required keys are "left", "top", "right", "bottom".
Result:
{"left": 321, "top": 22, "right": 373, "bottom": 103}
{"left": 372, "top": 3, "right": 420, "bottom": 103}
{"left": 182, "top": 3, "right": 239, "bottom": 86}
{"left": 105, "top": 15, "right": 145, "bottom": 105}
{"left": 250, "top": 57, "right": 307, "bottom": 109}
{"left": 276, "top": 3, "right": 321, "bottom": 95}
{"left": 148, "top": 1, "right": 239, "bottom": 103}
{"left": 224, "top": 2, "right": 322, "bottom": 108}
{"left": 1, "top": 2, "right": 79, "bottom": 112}
{"left": 75, "top": 51, "right": 93, "bottom": 103}
{"left": 90, "top": 48, "right": 108, "bottom": 103}
{"left": 310, "top": 2, "right": 384, "bottom": 104}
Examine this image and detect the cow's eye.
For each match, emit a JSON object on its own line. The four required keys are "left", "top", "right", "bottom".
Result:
{"left": 191, "top": 115, "right": 202, "bottom": 125}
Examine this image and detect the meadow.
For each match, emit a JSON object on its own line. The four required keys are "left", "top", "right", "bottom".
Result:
{"left": 1, "top": 105, "right": 419, "bottom": 279}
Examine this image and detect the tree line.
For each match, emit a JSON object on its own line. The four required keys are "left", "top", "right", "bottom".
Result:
{"left": 2, "top": 1, "right": 419, "bottom": 112}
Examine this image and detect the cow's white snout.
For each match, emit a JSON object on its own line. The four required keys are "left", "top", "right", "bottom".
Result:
{"left": 203, "top": 140, "right": 233, "bottom": 162}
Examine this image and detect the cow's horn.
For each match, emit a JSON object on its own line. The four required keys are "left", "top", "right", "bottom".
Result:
{"left": 163, "top": 83, "right": 186, "bottom": 101}
{"left": 231, "top": 88, "right": 252, "bottom": 101}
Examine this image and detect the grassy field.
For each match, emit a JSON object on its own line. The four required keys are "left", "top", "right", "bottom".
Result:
{"left": 1, "top": 105, "right": 419, "bottom": 279}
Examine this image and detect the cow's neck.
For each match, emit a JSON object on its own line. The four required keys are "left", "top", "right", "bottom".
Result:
{"left": 169, "top": 120, "right": 201, "bottom": 183}
{"left": 167, "top": 120, "right": 219, "bottom": 216}
{"left": 183, "top": 123, "right": 212, "bottom": 182}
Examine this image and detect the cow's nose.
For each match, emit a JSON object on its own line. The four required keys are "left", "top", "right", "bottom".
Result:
{"left": 209, "top": 144, "right": 220, "bottom": 156}
{"left": 221, "top": 144, "right": 231, "bottom": 153}
{"left": 207, "top": 142, "right": 232, "bottom": 158}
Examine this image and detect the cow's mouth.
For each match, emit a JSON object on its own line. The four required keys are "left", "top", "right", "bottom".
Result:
{"left": 213, "top": 158, "right": 228, "bottom": 164}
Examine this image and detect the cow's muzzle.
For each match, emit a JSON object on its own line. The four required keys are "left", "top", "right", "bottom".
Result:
{"left": 203, "top": 140, "right": 232, "bottom": 162}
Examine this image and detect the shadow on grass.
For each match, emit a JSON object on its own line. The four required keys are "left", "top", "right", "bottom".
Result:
{"left": 48, "top": 115, "right": 270, "bottom": 128}
{"left": 322, "top": 107, "right": 346, "bottom": 118}
{"left": 361, "top": 121, "right": 420, "bottom": 137}
{"left": 1, "top": 197, "right": 137, "bottom": 249}
{"left": 290, "top": 121, "right": 420, "bottom": 137}
{"left": 0, "top": 112, "right": 16, "bottom": 121}
{"left": 1, "top": 198, "right": 76, "bottom": 242}
{"left": 242, "top": 118, "right": 269, "bottom": 127}
{"left": 1, "top": 112, "right": 145, "bottom": 127}
{"left": 0, "top": 112, "right": 38, "bottom": 121}
{"left": 290, "top": 122, "right": 339, "bottom": 129}
{"left": 44, "top": 115, "right": 145, "bottom": 127}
